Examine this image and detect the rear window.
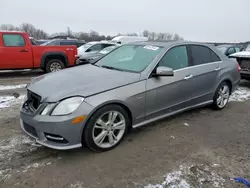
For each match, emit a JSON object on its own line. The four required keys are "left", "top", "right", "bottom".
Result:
{"left": 189, "top": 45, "right": 221, "bottom": 66}
{"left": 3, "top": 34, "right": 26, "bottom": 47}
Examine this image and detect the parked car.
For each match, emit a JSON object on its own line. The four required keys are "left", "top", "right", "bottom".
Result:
{"left": 41, "top": 39, "right": 85, "bottom": 47}
{"left": 79, "top": 45, "right": 119, "bottom": 64}
{"left": 216, "top": 44, "right": 243, "bottom": 56}
{"left": 20, "top": 41, "right": 240, "bottom": 152}
{"left": 229, "top": 49, "right": 250, "bottom": 80}
{"left": 111, "top": 36, "right": 148, "bottom": 44}
{"left": 77, "top": 41, "right": 116, "bottom": 58}
{"left": 0, "top": 31, "right": 78, "bottom": 73}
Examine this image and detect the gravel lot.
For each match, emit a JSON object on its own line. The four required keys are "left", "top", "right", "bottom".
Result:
{"left": 0, "top": 70, "right": 249, "bottom": 188}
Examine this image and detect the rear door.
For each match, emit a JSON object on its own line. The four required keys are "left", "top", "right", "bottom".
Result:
{"left": 187, "top": 45, "right": 222, "bottom": 103}
{"left": 145, "top": 45, "right": 196, "bottom": 119}
{"left": 1, "top": 33, "right": 33, "bottom": 69}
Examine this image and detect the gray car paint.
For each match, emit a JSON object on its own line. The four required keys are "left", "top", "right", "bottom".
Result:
{"left": 20, "top": 41, "right": 241, "bottom": 150}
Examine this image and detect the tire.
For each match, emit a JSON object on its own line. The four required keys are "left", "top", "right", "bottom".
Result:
{"left": 45, "top": 59, "right": 65, "bottom": 73}
{"left": 212, "top": 81, "right": 231, "bottom": 110}
{"left": 83, "top": 104, "right": 130, "bottom": 152}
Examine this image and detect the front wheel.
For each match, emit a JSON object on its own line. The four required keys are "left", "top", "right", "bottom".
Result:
{"left": 83, "top": 105, "right": 130, "bottom": 152}
{"left": 212, "top": 82, "right": 231, "bottom": 110}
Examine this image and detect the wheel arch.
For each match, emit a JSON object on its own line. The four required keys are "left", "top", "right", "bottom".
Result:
{"left": 40, "top": 52, "right": 69, "bottom": 68}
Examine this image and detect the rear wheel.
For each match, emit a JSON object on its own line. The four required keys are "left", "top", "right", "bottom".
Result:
{"left": 83, "top": 105, "right": 130, "bottom": 152}
{"left": 45, "top": 59, "right": 65, "bottom": 73}
{"left": 212, "top": 82, "right": 231, "bottom": 110}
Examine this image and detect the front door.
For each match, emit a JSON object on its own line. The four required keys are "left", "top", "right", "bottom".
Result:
{"left": 1, "top": 33, "right": 33, "bottom": 69}
{"left": 145, "top": 45, "right": 195, "bottom": 120}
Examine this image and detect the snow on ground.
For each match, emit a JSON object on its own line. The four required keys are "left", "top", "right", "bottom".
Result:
{"left": 69, "top": 182, "right": 84, "bottom": 188}
{"left": 0, "top": 84, "right": 26, "bottom": 91}
{"left": 0, "top": 161, "right": 51, "bottom": 183}
{"left": 0, "top": 135, "right": 40, "bottom": 162}
{"left": 0, "top": 136, "right": 43, "bottom": 182}
{"left": 230, "top": 86, "right": 250, "bottom": 102}
{"left": 145, "top": 164, "right": 225, "bottom": 188}
{"left": 0, "top": 69, "right": 31, "bottom": 73}
{"left": 0, "top": 95, "right": 25, "bottom": 109}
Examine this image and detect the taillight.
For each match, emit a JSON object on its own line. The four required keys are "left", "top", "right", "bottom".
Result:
{"left": 237, "top": 63, "right": 241, "bottom": 72}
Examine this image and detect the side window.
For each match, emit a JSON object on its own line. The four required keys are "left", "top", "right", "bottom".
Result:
{"left": 103, "top": 44, "right": 114, "bottom": 48}
{"left": 235, "top": 47, "right": 241, "bottom": 53}
{"left": 3, "top": 34, "right": 26, "bottom": 47}
{"left": 190, "top": 45, "right": 220, "bottom": 66}
{"left": 158, "top": 46, "right": 188, "bottom": 70}
{"left": 88, "top": 44, "right": 103, "bottom": 51}
{"left": 60, "top": 41, "right": 75, "bottom": 45}
{"left": 227, "top": 47, "right": 235, "bottom": 55}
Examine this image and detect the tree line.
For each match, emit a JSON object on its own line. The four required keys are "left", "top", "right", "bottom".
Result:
{"left": 0, "top": 23, "right": 184, "bottom": 42}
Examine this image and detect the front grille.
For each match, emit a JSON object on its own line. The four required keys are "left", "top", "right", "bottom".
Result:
{"left": 27, "top": 90, "right": 41, "bottom": 110}
{"left": 23, "top": 123, "right": 38, "bottom": 138}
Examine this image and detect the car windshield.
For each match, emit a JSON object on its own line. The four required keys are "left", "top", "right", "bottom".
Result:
{"left": 40, "top": 40, "right": 52, "bottom": 46}
{"left": 95, "top": 45, "right": 163, "bottom": 73}
{"left": 99, "top": 46, "right": 117, "bottom": 54}
{"left": 77, "top": 43, "right": 93, "bottom": 51}
{"left": 216, "top": 46, "right": 228, "bottom": 54}
{"left": 245, "top": 44, "right": 250, "bottom": 51}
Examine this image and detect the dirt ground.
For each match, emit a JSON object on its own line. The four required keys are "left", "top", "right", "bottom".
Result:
{"left": 0, "top": 70, "right": 249, "bottom": 188}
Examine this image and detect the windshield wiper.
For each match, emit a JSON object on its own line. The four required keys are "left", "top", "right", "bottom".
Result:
{"left": 101, "top": 65, "right": 124, "bottom": 72}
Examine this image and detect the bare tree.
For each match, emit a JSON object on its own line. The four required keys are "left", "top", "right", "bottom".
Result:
{"left": 142, "top": 30, "right": 149, "bottom": 37}
{"left": 0, "top": 24, "right": 20, "bottom": 31}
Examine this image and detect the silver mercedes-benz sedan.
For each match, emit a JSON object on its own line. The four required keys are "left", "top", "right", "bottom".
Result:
{"left": 20, "top": 41, "right": 241, "bottom": 152}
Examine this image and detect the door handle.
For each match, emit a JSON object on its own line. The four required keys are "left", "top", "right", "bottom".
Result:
{"left": 215, "top": 67, "right": 221, "bottom": 71}
{"left": 20, "top": 49, "right": 28, "bottom": 52}
{"left": 184, "top": 74, "right": 193, "bottom": 80}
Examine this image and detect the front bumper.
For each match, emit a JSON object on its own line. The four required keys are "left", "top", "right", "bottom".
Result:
{"left": 20, "top": 100, "right": 94, "bottom": 150}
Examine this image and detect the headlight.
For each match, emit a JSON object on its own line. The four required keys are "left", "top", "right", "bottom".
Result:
{"left": 41, "top": 97, "right": 84, "bottom": 116}
{"left": 51, "top": 97, "right": 84, "bottom": 116}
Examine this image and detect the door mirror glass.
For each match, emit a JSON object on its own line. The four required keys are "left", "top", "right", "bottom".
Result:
{"left": 155, "top": 66, "right": 174, "bottom": 76}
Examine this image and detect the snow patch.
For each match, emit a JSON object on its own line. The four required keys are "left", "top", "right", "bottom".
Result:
{"left": 0, "top": 84, "right": 26, "bottom": 91}
{"left": 0, "top": 94, "right": 25, "bottom": 109}
{"left": 21, "top": 162, "right": 52, "bottom": 173}
{"left": 69, "top": 182, "right": 84, "bottom": 188}
{"left": 230, "top": 87, "right": 250, "bottom": 102}
{"left": 0, "top": 135, "right": 39, "bottom": 162}
{"left": 0, "top": 169, "right": 12, "bottom": 182}
{"left": 170, "top": 135, "right": 175, "bottom": 139}
{"left": 144, "top": 164, "right": 225, "bottom": 188}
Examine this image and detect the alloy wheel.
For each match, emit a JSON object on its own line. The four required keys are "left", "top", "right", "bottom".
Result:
{"left": 92, "top": 111, "right": 126, "bottom": 149}
{"left": 216, "top": 85, "right": 230, "bottom": 108}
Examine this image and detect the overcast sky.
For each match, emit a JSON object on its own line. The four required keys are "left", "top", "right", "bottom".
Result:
{"left": 0, "top": 0, "right": 249, "bottom": 42}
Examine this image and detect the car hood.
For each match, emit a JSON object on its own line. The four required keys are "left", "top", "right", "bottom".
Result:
{"left": 27, "top": 64, "right": 140, "bottom": 102}
{"left": 79, "top": 53, "right": 102, "bottom": 60}
{"left": 229, "top": 51, "right": 250, "bottom": 58}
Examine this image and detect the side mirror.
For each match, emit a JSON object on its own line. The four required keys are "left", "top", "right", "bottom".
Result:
{"left": 86, "top": 48, "right": 92, "bottom": 52}
{"left": 154, "top": 66, "right": 174, "bottom": 76}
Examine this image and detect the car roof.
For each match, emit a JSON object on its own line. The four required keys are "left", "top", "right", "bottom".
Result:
{"left": 128, "top": 41, "right": 215, "bottom": 48}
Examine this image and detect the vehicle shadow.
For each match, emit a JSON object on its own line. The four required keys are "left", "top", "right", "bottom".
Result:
{"left": 239, "top": 80, "right": 250, "bottom": 88}
{"left": 0, "top": 69, "right": 44, "bottom": 78}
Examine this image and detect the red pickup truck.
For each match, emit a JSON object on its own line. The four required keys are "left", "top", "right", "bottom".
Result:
{"left": 0, "top": 31, "right": 79, "bottom": 73}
